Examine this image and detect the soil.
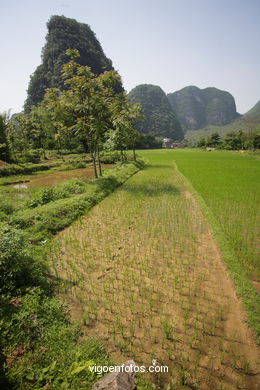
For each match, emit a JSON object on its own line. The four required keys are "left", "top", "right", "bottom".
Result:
{"left": 8, "top": 164, "right": 114, "bottom": 188}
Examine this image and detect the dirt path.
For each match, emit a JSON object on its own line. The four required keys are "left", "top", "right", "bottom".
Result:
{"left": 50, "top": 159, "right": 259, "bottom": 389}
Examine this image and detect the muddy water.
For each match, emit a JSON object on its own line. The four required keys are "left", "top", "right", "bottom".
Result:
{"left": 12, "top": 165, "right": 113, "bottom": 188}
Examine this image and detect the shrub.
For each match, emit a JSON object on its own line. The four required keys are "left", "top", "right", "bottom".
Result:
{"left": 28, "top": 188, "right": 55, "bottom": 208}
{"left": 0, "top": 226, "right": 47, "bottom": 295}
{"left": 0, "top": 197, "right": 15, "bottom": 214}
{"left": 0, "top": 164, "right": 51, "bottom": 177}
{"left": 1, "top": 289, "right": 111, "bottom": 389}
{"left": 99, "top": 151, "right": 121, "bottom": 164}
{"left": 0, "top": 211, "right": 8, "bottom": 222}
{"left": 28, "top": 179, "right": 88, "bottom": 208}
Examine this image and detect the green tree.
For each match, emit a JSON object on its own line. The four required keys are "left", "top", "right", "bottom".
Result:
{"left": 110, "top": 93, "right": 143, "bottom": 161}
{"left": 197, "top": 136, "right": 206, "bottom": 147}
{"left": 43, "top": 49, "right": 121, "bottom": 177}
{"left": 7, "top": 113, "right": 31, "bottom": 161}
{"left": 205, "top": 132, "right": 221, "bottom": 147}
{"left": 0, "top": 113, "right": 10, "bottom": 162}
{"left": 223, "top": 131, "right": 243, "bottom": 150}
{"left": 135, "top": 133, "right": 163, "bottom": 149}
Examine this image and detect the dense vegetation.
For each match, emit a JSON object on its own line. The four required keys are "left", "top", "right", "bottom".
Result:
{"left": 24, "top": 15, "right": 122, "bottom": 112}
{"left": 167, "top": 86, "right": 240, "bottom": 131}
{"left": 128, "top": 84, "right": 183, "bottom": 140}
{"left": 0, "top": 113, "right": 10, "bottom": 162}
{"left": 196, "top": 129, "right": 260, "bottom": 150}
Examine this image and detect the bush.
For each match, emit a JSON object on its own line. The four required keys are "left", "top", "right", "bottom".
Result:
{"left": 99, "top": 151, "right": 121, "bottom": 164}
{"left": 27, "top": 188, "right": 55, "bottom": 208}
{"left": 24, "top": 150, "right": 42, "bottom": 163}
{"left": 0, "top": 211, "right": 8, "bottom": 222}
{"left": 28, "top": 180, "right": 88, "bottom": 208}
{"left": 69, "top": 161, "right": 87, "bottom": 169}
{"left": 53, "top": 179, "right": 87, "bottom": 198}
{"left": 0, "top": 197, "right": 15, "bottom": 214}
{"left": 1, "top": 289, "right": 111, "bottom": 389}
{"left": 0, "top": 226, "right": 47, "bottom": 295}
{"left": 0, "top": 164, "right": 51, "bottom": 177}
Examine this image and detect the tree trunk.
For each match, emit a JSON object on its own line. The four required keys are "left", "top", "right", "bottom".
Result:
{"left": 120, "top": 149, "right": 124, "bottom": 162}
{"left": 97, "top": 146, "right": 102, "bottom": 176}
{"left": 133, "top": 147, "right": 136, "bottom": 162}
{"left": 91, "top": 150, "right": 98, "bottom": 178}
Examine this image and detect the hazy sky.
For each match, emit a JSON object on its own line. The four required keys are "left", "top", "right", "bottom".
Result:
{"left": 1, "top": 0, "right": 259, "bottom": 114}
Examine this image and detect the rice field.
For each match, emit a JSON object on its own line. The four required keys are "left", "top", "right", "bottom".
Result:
{"left": 50, "top": 150, "right": 259, "bottom": 389}
{"left": 165, "top": 149, "right": 260, "bottom": 281}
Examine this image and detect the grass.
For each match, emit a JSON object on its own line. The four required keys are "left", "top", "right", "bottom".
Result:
{"left": 166, "top": 149, "right": 260, "bottom": 280}
{"left": 50, "top": 150, "right": 259, "bottom": 389}
{"left": 143, "top": 149, "right": 260, "bottom": 341}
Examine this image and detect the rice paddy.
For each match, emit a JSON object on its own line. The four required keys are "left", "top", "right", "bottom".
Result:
{"left": 50, "top": 150, "right": 259, "bottom": 389}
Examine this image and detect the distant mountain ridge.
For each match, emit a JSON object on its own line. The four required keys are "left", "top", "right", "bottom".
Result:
{"left": 167, "top": 86, "right": 240, "bottom": 131}
{"left": 185, "top": 99, "right": 260, "bottom": 143}
{"left": 128, "top": 84, "right": 184, "bottom": 140}
{"left": 244, "top": 100, "right": 260, "bottom": 121}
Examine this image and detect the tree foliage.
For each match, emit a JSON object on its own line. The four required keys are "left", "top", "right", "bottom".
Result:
{"left": 0, "top": 113, "right": 10, "bottom": 162}
{"left": 197, "top": 127, "right": 260, "bottom": 150}
{"left": 39, "top": 50, "right": 141, "bottom": 176}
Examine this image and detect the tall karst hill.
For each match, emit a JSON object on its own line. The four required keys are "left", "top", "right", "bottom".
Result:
{"left": 128, "top": 84, "right": 184, "bottom": 140}
{"left": 167, "top": 86, "right": 240, "bottom": 131}
{"left": 185, "top": 99, "right": 260, "bottom": 142}
{"left": 24, "top": 15, "right": 121, "bottom": 112}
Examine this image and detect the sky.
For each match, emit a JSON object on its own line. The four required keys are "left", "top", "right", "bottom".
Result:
{"left": 1, "top": 0, "right": 259, "bottom": 115}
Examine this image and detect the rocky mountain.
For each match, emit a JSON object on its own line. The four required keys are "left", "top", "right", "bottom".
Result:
{"left": 185, "top": 100, "right": 260, "bottom": 143}
{"left": 167, "top": 86, "right": 240, "bottom": 131}
{"left": 128, "top": 84, "right": 183, "bottom": 140}
{"left": 244, "top": 100, "right": 260, "bottom": 121}
{"left": 24, "top": 15, "right": 120, "bottom": 111}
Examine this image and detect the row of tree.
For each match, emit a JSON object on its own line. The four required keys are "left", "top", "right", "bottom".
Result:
{"left": 1, "top": 50, "right": 143, "bottom": 177}
{"left": 197, "top": 129, "right": 260, "bottom": 150}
